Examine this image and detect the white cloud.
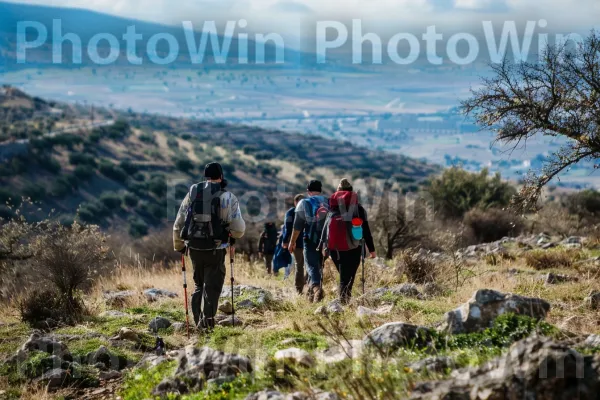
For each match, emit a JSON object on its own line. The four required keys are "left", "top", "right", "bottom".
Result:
{"left": 6, "top": 0, "right": 598, "bottom": 38}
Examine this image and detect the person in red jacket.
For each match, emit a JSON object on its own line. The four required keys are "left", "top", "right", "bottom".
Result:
{"left": 320, "top": 178, "right": 376, "bottom": 304}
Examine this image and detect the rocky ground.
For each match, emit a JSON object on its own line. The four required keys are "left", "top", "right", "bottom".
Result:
{"left": 2, "top": 233, "right": 600, "bottom": 399}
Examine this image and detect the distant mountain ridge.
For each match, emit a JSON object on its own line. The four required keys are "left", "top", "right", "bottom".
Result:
{"left": 0, "top": 1, "right": 307, "bottom": 70}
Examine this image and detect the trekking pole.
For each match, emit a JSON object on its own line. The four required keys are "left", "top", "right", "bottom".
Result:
{"left": 230, "top": 243, "right": 235, "bottom": 328}
{"left": 181, "top": 253, "right": 191, "bottom": 339}
{"left": 361, "top": 239, "right": 366, "bottom": 295}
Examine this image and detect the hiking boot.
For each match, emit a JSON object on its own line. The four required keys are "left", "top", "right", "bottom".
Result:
{"left": 306, "top": 285, "right": 316, "bottom": 303}
{"left": 313, "top": 286, "right": 324, "bottom": 303}
{"left": 197, "top": 317, "right": 216, "bottom": 332}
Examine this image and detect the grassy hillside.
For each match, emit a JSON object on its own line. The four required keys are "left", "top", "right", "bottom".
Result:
{"left": 0, "top": 86, "right": 438, "bottom": 238}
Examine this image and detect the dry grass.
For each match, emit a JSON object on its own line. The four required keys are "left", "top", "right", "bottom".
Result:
{"left": 523, "top": 248, "right": 582, "bottom": 270}
{"left": 4, "top": 245, "right": 600, "bottom": 400}
{"left": 92, "top": 248, "right": 600, "bottom": 336}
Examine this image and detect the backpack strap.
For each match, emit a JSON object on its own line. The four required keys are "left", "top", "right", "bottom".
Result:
{"left": 189, "top": 183, "right": 199, "bottom": 202}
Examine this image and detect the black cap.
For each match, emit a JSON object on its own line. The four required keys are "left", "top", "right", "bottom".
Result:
{"left": 307, "top": 180, "right": 322, "bottom": 193}
{"left": 204, "top": 162, "right": 223, "bottom": 180}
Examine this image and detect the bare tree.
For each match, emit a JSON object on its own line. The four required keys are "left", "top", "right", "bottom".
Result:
{"left": 372, "top": 194, "right": 428, "bottom": 260}
{"left": 462, "top": 31, "right": 600, "bottom": 210}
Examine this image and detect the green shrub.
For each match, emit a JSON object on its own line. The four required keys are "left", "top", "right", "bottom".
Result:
{"left": 132, "top": 172, "right": 146, "bottom": 182}
{"left": 7, "top": 156, "right": 28, "bottom": 175}
{"left": 22, "top": 183, "right": 47, "bottom": 202}
{"left": 139, "top": 132, "right": 156, "bottom": 144}
{"left": 0, "top": 206, "right": 15, "bottom": 220}
{"left": 429, "top": 167, "right": 516, "bottom": 219}
{"left": 0, "top": 188, "right": 19, "bottom": 206}
{"left": 49, "top": 133, "right": 83, "bottom": 149}
{"left": 69, "top": 153, "right": 97, "bottom": 167}
{"left": 463, "top": 208, "right": 524, "bottom": 243}
{"left": 147, "top": 175, "right": 166, "bottom": 197}
{"left": 124, "top": 193, "right": 139, "bottom": 207}
{"left": 174, "top": 157, "right": 194, "bottom": 173}
{"left": 19, "top": 288, "right": 83, "bottom": 328}
{"left": 128, "top": 217, "right": 149, "bottom": 238}
{"left": 106, "top": 119, "right": 131, "bottom": 139}
{"left": 88, "top": 129, "right": 102, "bottom": 143}
{"left": 167, "top": 137, "right": 179, "bottom": 148}
{"left": 99, "top": 192, "right": 123, "bottom": 209}
{"left": 78, "top": 201, "right": 109, "bottom": 223}
{"left": 120, "top": 160, "right": 138, "bottom": 175}
{"left": 447, "top": 313, "right": 557, "bottom": 349}
{"left": 399, "top": 250, "right": 438, "bottom": 284}
{"left": 99, "top": 162, "right": 128, "bottom": 183}
{"left": 564, "top": 189, "right": 600, "bottom": 220}
{"left": 51, "top": 177, "right": 73, "bottom": 197}
{"left": 36, "top": 155, "right": 61, "bottom": 173}
{"left": 74, "top": 164, "right": 95, "bottom": 180}
{"left": 140, "top": 201, "right": 165, "bottom": 220}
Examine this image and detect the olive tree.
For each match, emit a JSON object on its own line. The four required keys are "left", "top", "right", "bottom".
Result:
{"left": 462, "top": 31, "right": 600, "bottom": 210}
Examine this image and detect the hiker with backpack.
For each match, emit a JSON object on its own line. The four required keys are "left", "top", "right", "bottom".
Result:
{"left": 282, "top": 194, "right": 306, "bottom": 294}
{"left": 258, "top": 222, "right": 278, "bottom": 274}
{"left": 288, "top": 180, "right": 328, "bottom": 302}
{"left": 320, "top": 178, "right": 375, "bottom": 304}
{"left": 173, "top": 162, "right": 246, "bottom": 331}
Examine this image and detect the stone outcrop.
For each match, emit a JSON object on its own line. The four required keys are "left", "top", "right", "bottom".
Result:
{"left": 410, "top": 336, "right": 600, "bottom": 400}
{"left": 438, "top": 289, "right": 550, "bottom": 334}
{"left": 364, "top": 322, "right": 435, "bottom": 351}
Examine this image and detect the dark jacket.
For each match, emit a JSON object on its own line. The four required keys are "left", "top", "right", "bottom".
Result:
{"left": 258, "top": 231, "right": 277, "bottom": 255}
{"left": 283, "top": 207, "right": 304, "bottom": 248}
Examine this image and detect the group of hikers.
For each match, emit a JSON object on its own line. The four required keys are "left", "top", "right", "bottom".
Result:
{"left": 173, "top": 162, "right": 375, "bottom": 331}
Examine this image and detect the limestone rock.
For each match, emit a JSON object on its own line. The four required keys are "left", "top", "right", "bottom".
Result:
{"left": 110, "top": 327, "right": 139, "bottom": 342}
{"left": 245, "top": 390, "right": 339, "bottom": 400}
{"left": 99, "top": 310, "right": 130, "bottom": 318}
{"left": 175, "top": 345, "right": 252, "bottom": 384}
{"left": 422, "top": 282, "right": 445, "bottom": 297}
{"left": 98, "top": 370, "right": 122, "bottom": 380}
{"left": 216, "top": 315, "right": 243, "bottom": 327}
{"left": 85, "top": 345, "right": 128, "bottom": 370}
{"left": 172, "top": 322, "right": 185, "bottom": 332}
{"left": 220, "top": 285, "right": 273, "bottom": 308}
{"left": 144, "top": 288, "right": 178, "bottom": 302}
{"left": 318, "top": 340, "right": 364, "bottom": 364}
{"left": 274, "top": 347, "right": 315, "bottom": 368}
{"left": 542, "top": 273, "right": 578, "bottom": 285}
{"left": 103, "top": 290, "right": 135, "bottom": 307}
{"left": 356, "top": 304, "right": 393, "bottom": 318}
{"left": 21, "top": 333, "right": 71, "bottom": 359}
{"left": 408, "top": 356, "right": 455, "bottom": 373}
{"left": 583, "top": 334, "right": 600, "bottom": 348}
{"left": 584, "top": 291, "right": 600, "bottom": 310}
{"left": 438, "top": 289, "right": 550, "bottom": 334}
{"left": 35, "top": 368, "right": 69, "bottom": 389}
{"left": 218, "top": 300, "right": 234, "bottom": 314}
{"left": 315, "top": 299, "right": 344, "bottom": 315}
{"left": 410, "top": 335, "right": 600, "bottom": 400}
{"left": 562, "top": 236, "right": 583, "bottom": 248}
{"left": 152, "top": 377, "right": 189, "bottom": 397}
{"left": 364, "top": 322, "right": 434, "bottom": 351}
{"left": 238, "top": 299, "right": 257, "bottom": 309}
{"left": 149, "top": 316, "right": 172, "bottom": 332}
